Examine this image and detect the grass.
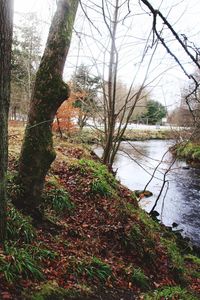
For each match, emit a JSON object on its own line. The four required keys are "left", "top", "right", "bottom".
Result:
{"left": 0, "top": 242, "right": 57, "bottom": 283}
{"left": 161, "top": 237, "right": 186, "bottom": 283}
{"left": 184, "top": 254, "right": 200, "bottom": 265}
{"left": 130, "top": 267, "right": 150, "bottom": 291}
{"left": 175, "top": 142, "right": 200, "bottom": 161}
{"left": 79, "top": 159, "right": 117, "bottom": 196}
{"left": 123, "top": 129, "right": 171, "bottom": 141}
{"left": 184, "top": 254, "right": 200, "bottom": 279}
{"left": 7, "top": 203, "right": 36, "bottom": 243}
{"left": 161, "top": 238, "right": 184, "bottom": 271}
{"left": 68, "top": 256, "right": 113, "bottom": 283}
{"left": 125, "top": 223, "right": 156, "bottom": 265}
{"left": 69, "top": 158, "right": 117, "bottom": 197}
{"left": 143, "top": 285, "right": 199, "bottom": 300}
{"left": 0, "top": 243, "right": 43, "bottom": 282}
{"left": 6, "top": 125, "right": 200, "bottom": 299}
{"left": 84, "top": 257, "right": 113, "bottom": 282}
{"left": 6, "top": 173, "right": 36, "bottom": 243}
{"left": 43, "top": 181, "right": 75, "bottom": 214}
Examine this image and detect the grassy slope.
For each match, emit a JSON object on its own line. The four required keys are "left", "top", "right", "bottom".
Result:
{"left": 0, "top": 126, "right": 199, "bottom": 299}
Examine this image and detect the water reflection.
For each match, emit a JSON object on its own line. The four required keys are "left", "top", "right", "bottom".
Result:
{"left": 95, "top": 140, "right": 200, "bottom": 246}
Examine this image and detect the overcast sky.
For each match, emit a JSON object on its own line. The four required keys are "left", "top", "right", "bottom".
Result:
{"left": 14, "top": 0, "right": 200, "bottom": 111}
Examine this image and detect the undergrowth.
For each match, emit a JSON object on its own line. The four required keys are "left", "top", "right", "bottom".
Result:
{"left": 28, "top": 281, "right": 92, "bottom": 300}
{"left": 7, "top": 203, "right": 35, "bottom": 243}
{"left": 175, "top": 142, "right": 200, "bottom": 161}
{"left": 0, "top": 242, "right": 57, "bottom": 283}
{"left": 79, "top": 159, "right": 117, "bottom": 196}
{"left": 126, "top": 224, "right": 156, "bottom": 264}
{"left": 5, "top": 128, "right": 200, "bottom": 299}
{"left": 43, "top": 181, "right": 75, "bottom": 214}
{"left": 160, "top": 237, "right": 186, "bottom": 284}
{"left": 0, "top": 244, "right": 43, "bottom": 282}
{"left": 125, "top": 265, "right": 150, "bottom": 291}
{"left": 67, "top": 256, "right": 113, "bottom": 283}
{"left": 142, "top": 285, "right": 199, "bottom": 300}
{"left": 69, "top": 159, "right": 117, "bottom": 197}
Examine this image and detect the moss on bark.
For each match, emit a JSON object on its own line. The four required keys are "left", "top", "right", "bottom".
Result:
{"left": 14, "top": 0, "right": 79, "bottom": 217}
{"left": 0, "top": 0, "right": 13, "bottom": 241}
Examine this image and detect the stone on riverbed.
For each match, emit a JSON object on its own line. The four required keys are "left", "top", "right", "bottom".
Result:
{"left": 135, "top": 190, "right": 153, "bottom": 198}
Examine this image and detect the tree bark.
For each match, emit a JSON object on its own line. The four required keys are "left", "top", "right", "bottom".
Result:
{"left": 14, "top": 0, "right": 79, "bottom": 217}
{"left": 0, "top": 0, "right": 13, "bottom": 242}
{"left": 102, "top": 1, "right": 119, "bottom": 168}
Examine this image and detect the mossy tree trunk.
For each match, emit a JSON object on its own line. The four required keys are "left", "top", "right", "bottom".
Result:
{"left": 14, "top": 0, "right": 79, "bottom": 217}
{"left": 0, "top": 0, "right": 13, "bottom": 242}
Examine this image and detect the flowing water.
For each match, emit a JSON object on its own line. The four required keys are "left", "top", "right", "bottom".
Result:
{"left": 95, "top": 140, "right": 200, "bottom": 246}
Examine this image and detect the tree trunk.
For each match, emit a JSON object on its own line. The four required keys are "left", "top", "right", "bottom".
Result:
{"left": 14, "top": 0, "right": 78, "bottom": 217}
{"left": 102, "top": 1, "right": 119, "bottom": 168}
{"left": 0, "top": 0, "right": 13, "bottom": 242}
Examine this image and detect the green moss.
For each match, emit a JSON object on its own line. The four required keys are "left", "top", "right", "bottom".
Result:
{"left": 184, "top": 254, "right": 200, "bottom": 279}
{"left": 121, "top": 204, "right": 160, "bottom": 262}
{"left": 69, "top": 159, "right": 117, "bottom": 197}
{"left": 124, "top": 223, "right": 156, "bottom": 264}
{"left": 29, "top": 281, "right": 93, "bottom": 300}
{"left": 138, "top": 209, "right": 160, "bottom": 231}
{"left": 161, "top": 238, "right": 185, "bottom": 282}
{"left": 30, "top": 281, "right": 64, "bottom": 300}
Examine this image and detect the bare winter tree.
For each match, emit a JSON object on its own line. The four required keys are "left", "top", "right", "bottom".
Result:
{"left": 14, "top": 0, "right": 79, "bottom": 218}
{"left": 0, "top": 0, "right": 13, "bottom": 241}
{"left": 140, "top": 0, "right": 200, "bottom": 139}
{"left": 11, "top": 12, "right": 42, "bottom": 120}
{"left": 78, "top": 0, "right": 163, "bottom": 168}
{"left": 86, "top": 0, "right": 200, "bottom": 168}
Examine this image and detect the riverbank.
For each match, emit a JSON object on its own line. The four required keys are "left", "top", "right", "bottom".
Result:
{"left": 63, "top": 128, "right": 173, "bottom": 145}
{"left": 2, "top": 126, "right": 199, "bottom": 299}
{"left": 172, "top": 142, "right": 200, "bottom": 166}
{"left": 121, "top": 129, "right": 173, "bottom": 141}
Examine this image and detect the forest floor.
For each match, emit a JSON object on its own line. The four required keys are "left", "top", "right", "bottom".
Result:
{"left": 0, "top": 125, "right": 199, "bottom": 300}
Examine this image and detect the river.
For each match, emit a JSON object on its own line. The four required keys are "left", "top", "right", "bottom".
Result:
{"left": 95, "top": 140, "right": 200, "bottom": 246}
